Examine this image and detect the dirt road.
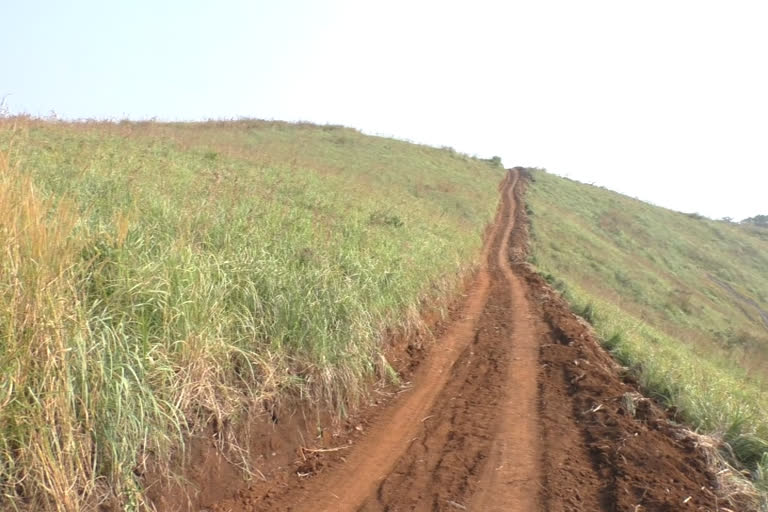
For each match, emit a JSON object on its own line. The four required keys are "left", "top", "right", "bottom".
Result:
{"left": 206, "top": 169, "right": 722, "bottom": 512}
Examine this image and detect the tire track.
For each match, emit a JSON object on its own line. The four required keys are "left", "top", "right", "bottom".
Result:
{"left": 229, "top": 172, "right": 517, "bottom": 511}
{"left": 208, "top": 169, "right": 720, "bottom": 512}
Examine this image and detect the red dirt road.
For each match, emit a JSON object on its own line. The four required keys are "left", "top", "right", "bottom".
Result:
{"left": 200, "top": 169, "right": 723, "bottom": 512}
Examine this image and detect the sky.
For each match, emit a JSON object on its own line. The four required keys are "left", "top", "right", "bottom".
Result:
{"left": 2, "top": 0, "right": 766, "bottom": 220}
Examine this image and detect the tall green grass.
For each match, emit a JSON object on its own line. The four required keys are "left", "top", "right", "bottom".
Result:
{"left": 527, "top": 169, "right": 768, "bottom": 504}
{"left": 0, "top": 118, "right": 503, "bottom": 510}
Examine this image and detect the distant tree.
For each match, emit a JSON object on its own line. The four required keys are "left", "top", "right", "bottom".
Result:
{"left": 742, "top": 215, "right": 768, "bottom": 226}
{"left": 721, "top": 216, "right": 734, "bottom": 223}
{"left": 488, "top": 156, "right": 503, "bottom": 168}
{"left": 0, "top": 95, "right": 10, "bottom": 118}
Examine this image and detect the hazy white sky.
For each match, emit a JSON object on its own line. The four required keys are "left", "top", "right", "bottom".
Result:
{"left": 2, "top": 1, "right": 766, "bottom": 220}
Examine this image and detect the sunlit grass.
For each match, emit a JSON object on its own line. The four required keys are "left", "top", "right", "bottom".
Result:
{"left": 0, "top": 118, "right": 503, "bottom": 510}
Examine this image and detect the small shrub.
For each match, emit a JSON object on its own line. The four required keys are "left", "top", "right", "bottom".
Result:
{"left": 369, "top": 210, "right": 404, "bottom": 228}
{"left": 603, "top": 331, "right": 624, "bottom": 350}
{"left": 575, "top": 301, "right": 597, "bottom": 323}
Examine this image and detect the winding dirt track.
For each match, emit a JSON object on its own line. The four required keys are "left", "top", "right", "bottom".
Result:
{"left": 207, "top": 170, "right": 723, "bottom": 512}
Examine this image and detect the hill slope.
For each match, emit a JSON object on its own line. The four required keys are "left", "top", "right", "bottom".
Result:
{"left": 526, "top": 169, "right": 768, "bottom": 496}
{"left": 0, "top": 118, "right": 504, "bottom": 510}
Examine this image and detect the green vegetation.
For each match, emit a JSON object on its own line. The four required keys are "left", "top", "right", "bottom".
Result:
{"left": 526, "top": 169, "right": 768, "bottom": 502}
{"left": 0, "top": 118, "right": 504, "bottom": 510}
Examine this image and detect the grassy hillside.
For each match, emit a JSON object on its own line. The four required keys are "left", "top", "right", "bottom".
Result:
{"left": 526, "top": 169, "right": 768, "bottom": 497}
{"left": 0, "top": 118, "right": 504, "bottom": 510}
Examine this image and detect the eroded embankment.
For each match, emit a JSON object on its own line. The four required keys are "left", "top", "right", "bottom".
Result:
{"left": 162, "top": 169, "right": 723, "bottom": 512}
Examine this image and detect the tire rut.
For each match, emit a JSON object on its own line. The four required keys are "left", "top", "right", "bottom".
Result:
{"left": 358, "top": 170, "right": 544, "bottom": 511}
{"left": 224, "top": 172, "right": 517, "bottom": 511}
